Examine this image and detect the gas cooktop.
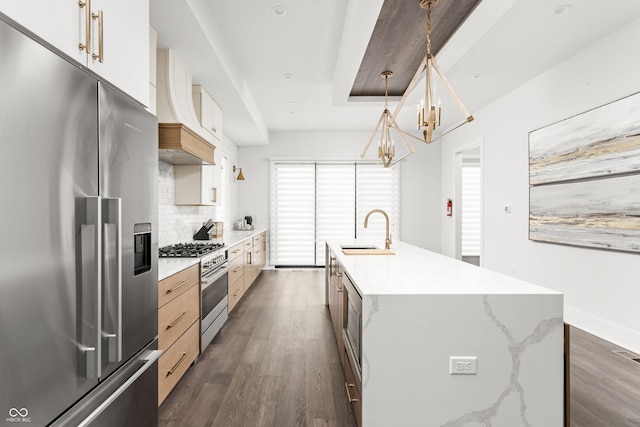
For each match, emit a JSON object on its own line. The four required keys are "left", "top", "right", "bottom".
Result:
{"left": 159, "top": 242, "right": 225, "bottom": 258}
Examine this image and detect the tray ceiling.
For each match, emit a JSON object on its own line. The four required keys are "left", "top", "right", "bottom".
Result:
{"left": 350, "top": 0, "right": 482, "bottom": 98}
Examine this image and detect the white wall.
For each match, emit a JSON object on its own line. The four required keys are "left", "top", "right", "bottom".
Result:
{"left": 439, "top": 17, "right": 640, "bottom": 353}
{"left": 238, "top": 130, "right": 442, "bottom": 253}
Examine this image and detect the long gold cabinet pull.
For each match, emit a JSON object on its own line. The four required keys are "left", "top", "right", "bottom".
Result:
{"left": 166, "top": 312, "right": 187, "bottom": 330}
{"left": 166, "top": 279, "right": 190, "bottom": 294}
{"left": 344, "top": 382, "right": 360, "bottom": 403}
{"left": 167, "top": 352, "right": 188, "bottom": 376}
{"left": 78, "top": 0, "right": 91, "bottom": 53}
{"left": 91, "top": 9, "right": 104, "bottom": 62}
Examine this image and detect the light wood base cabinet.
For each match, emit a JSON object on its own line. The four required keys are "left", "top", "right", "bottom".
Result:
{"left": 158, "top": 322, "right": 199, "bottom": 405}
{"left": 228, "top": 232, "right": 266, "bottom": 312}
{"left": 158, "top": 264, "right": 200, "bottom": 406}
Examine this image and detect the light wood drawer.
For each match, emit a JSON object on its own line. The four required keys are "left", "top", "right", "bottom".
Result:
{"left": 243, "top": 238, "right": 253, "bottom": 250}
{"left": 228, "top": 254, "right": 244, "bottom": 285}
{"left": 343, "top": 348, "right": 362, "bottom": 427}
{"left": 228, "top": 276, "right": 244, "bottom": 312}
{"left": 252, "top": 231, "right": 266, "bottom": 247}
{"left": 158, "top": 321, "right": 199, "bottom": 405}
{"left": 158, "top": 264, "right": 199, "bottom": 308}
{"left": 227, "top": 242, "right": 244, "bottom": 261}
{"left": 158, "top": 285, "right": 199, "bottom": 350}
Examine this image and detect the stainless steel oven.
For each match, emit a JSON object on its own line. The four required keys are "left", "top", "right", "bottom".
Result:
{"left": 342, "top": 272, "right": 362, "bottom": 386}
{"left": 200, "top": 249, "right": 228, "bottom": 352}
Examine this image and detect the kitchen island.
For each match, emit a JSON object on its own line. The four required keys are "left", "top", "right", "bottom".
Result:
{"left": 326, "top": 240, "right": 564, "bottom": 427}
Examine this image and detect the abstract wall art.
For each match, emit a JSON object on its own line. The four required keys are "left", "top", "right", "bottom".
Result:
{"left": 529, "top": 91, "right": 640, "bottom": 252}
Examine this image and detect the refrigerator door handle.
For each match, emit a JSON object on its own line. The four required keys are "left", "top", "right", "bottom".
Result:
{"left": 76, "top": 349, "right": 163, "bottom": 427}
{"left": 80, "top": 196, "right": 102, "bottom": 378}
{"left": 103, "top": 197, "right": 123, "bottom": 363}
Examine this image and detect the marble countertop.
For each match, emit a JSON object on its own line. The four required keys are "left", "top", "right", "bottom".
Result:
{"left": 327, "top": 239, "right": 561, "bottom": 296}
{"left": 158, "top": 228, "right": 267, "bottom": 281}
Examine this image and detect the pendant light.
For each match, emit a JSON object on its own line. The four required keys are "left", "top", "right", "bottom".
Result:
{"left": 414, "top": 0, "right": 473, "bottom": 143}
{"left": 360, "top": 71, "right": 415, "bottom": 168}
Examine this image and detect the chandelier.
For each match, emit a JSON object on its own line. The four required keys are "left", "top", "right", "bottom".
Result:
{"left": 414, "top": 0, "right": 473, "bottom": 143}
{"left": 360, "top": 71, "right": 415, "bottom": 168}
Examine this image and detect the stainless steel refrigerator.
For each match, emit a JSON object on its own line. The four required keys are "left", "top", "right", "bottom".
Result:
{"left": 0, "top": 13, "right": 160, "bottom": 427}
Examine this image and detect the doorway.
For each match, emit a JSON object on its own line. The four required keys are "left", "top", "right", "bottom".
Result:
{"left": 454, "top": 142, "right": 483, "bottom": 266}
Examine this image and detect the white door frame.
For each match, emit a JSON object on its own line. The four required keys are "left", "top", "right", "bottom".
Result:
{"left": 453, "top": 138, "right": 484, "bottom": 266}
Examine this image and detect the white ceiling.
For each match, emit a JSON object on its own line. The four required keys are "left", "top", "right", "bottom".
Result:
{"left": 150, "top": 0, "right": 640, "bottom": 146}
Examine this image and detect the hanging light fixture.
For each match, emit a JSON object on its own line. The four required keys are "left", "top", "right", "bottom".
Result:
{"left": 233, "top": 165, "right": 245, "bottom": 180}
{"left": 360, "top": 71, "right": 415, "bottom": 168}
{"left": 414, "top": 0, "right": 473, "bottom": 143}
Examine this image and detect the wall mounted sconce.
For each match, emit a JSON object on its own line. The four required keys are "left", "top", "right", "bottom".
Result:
{"left": 233, "top": 165, "right": 245, "bottom": 181}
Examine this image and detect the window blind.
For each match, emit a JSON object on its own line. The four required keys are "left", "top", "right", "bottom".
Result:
{"left": 461, "top": 158, "right": 481, "bottom": 256}
{"left": 315, "top": 163, "right": 356, "bottom": 265}
{"left": 356, "top": 163, "right": 399, "bottom": 245}
{"left": 270, "top": 163, "right": 316, "bottom": 266}
{"left": 270, "top": 161, "right": 399, "bottom": 267}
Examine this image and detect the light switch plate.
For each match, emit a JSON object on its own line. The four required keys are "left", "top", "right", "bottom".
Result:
{"left": 450, "top": 356, "right": 477, "bottom": 375}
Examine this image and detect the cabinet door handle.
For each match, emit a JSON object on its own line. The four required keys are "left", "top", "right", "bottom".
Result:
{"left": 166, "top": 312, "right": 187, "bottom": 329}
{"left": 167, "top": 279, "right": 190, "bottom": 293}
{"left": 233, "top": 288, "right": 241, "bottom": 297}
{"left": 212, "top": 127, "right": 217, "bottom": 133}
{"left": 78, "top": 0, "right": 91, "bottom": 53}
{"left": 211, "top": 187, "right": 217, "bottom": 203}
{"left": 233, "top": 266, "right": 241, "bottom": 273}
{"left": 344, "top": 382, "right": 359, "bottom": 403}
{"left": 167, "top": 352, "right": 188, "bottom": 376}
{"left": 91, "top": 9, "right": 104, "bottom": 62}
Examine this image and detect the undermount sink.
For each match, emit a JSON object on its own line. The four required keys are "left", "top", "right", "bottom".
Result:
{"left": 341, "top": 245, "right": 395, "bottom": 255}
{"left": 340, "top": 245, "right": 378, "bottom": 250}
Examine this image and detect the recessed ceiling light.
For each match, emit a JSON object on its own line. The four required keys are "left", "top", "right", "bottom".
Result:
{"left": 472, "top": 73, "right": 484, "bottom": 79}
{"left": 272, "top": 6, "right": 287, "bottom": 17}
{"left": 552, "top": 4, "right": 572, "bottom": 15}
{"left": 283, "top": 73, "right": 294, "bottom": 80}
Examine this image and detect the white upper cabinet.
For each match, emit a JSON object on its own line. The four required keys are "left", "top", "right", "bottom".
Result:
{"left": 0, "top": 0, "right": 149, "bottom": 106}
{"left": 89, "top": 0, "right": 149, "bottom": 106}
{"left": 192, "top": 85, "right": 223, "bottom": 141}
{"left": 174, "top": 164, "right": 217, "bottom": 206}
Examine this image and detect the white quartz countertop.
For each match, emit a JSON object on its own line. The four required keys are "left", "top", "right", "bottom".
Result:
{"left": 327, "top": 240, "right": 561, "bottom": 296}
{"left": 224, "top": 227, "right": 266, "bottom": 248}
{"left": 157, "top": 228, "right": 267, "bottom": 281}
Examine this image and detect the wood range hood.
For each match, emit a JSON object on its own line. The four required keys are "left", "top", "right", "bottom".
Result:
{"left": 156, "top": 48, "right": 214, "bottom": 165}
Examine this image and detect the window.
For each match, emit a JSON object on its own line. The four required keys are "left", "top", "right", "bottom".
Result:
{"left": 270, "top": 161, "right": 400, "bottom": 266}
{"left": 461, "top": 157, "right": 481, "bottom": 258}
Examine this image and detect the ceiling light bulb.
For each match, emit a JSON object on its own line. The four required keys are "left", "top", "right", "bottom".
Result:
{"left": 472, "top": 73, "right": 484, "bottom": 79}
{"left": 283, "top": 73, "right": 294, "bottom": 80}
{"left": 272, "top": 6, "right": 287, "bottom": 17}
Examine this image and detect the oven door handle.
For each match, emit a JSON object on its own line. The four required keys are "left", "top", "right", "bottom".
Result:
{"left": 201, "top": 263, "right": 228, "bottom": 291}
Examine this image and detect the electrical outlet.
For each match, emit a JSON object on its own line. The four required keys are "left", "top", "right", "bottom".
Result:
{"left": 450, "top": 356, "right": 477, "bottom": 375}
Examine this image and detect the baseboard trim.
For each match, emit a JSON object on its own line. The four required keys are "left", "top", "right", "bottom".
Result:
{"left": 565, "top": 306, "right": 640, "bottom": 354}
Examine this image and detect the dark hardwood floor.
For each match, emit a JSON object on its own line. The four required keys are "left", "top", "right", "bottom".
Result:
{"left": 159, "top": 270, "right": 357, "bottom": 427}
{"left": 159, "top": 269, "right": 640, "bottom": 427}
{"left": 569, "top": 327, "right": 640, "bottom": 426}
